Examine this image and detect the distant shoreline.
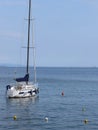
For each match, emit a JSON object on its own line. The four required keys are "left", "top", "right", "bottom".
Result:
{"left": 0, "top": 65, "right": 97, "bottom": 69}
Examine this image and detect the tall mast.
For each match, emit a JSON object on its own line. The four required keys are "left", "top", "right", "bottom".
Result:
{"left": 27, "top": 0, "right": 31, "bottom": 74}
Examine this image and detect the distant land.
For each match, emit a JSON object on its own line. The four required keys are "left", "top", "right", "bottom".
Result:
{"left": 0, "top": 63, "right": 24, "bottom": 67}
{"left": 0, "top": 63, "right": 97, "bottom": 68}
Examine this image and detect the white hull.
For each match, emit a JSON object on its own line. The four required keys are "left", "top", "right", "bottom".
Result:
{"left": 6, "top": 82, "right": 39, "bottom": 98}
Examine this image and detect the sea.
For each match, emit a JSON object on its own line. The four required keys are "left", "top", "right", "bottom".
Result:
{"left": 0, "top": 67, "right": 98, "bottom": 130}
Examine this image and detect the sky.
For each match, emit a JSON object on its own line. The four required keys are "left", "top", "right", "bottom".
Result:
{"left": 0, "top": 0, "right": 98, "bottom": 67}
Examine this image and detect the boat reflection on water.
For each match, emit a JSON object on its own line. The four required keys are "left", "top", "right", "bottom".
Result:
{"left": 6, "top": 96, "right": 39, "bottom": 108}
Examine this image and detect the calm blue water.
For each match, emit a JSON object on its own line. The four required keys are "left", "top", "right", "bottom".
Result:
{"left": 0, "top": 67, "right": 98, "bottom": 130}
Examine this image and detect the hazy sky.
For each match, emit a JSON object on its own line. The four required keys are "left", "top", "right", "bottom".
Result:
{"left": 0, "top": 0, "right": 98, "bottom": 67}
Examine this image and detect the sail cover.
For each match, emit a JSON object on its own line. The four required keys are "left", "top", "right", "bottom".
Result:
{"left": 15, "top": 74, "right": 29, "bottom": 82}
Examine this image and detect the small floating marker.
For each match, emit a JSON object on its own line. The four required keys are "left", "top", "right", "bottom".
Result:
{"left": 13, "top": 115, "right": 17, "bottom": 120}
{"left": 82, "top": 107, "right": 86, "bottom": 112}
{"left": 45, "top": 117, "right": 48, "bottom": 122}
{"left": 84, "top": 119, "right": 88, "bottom": 124}
{"left": 61, "top": 91, "right": 64, "bottom": 96}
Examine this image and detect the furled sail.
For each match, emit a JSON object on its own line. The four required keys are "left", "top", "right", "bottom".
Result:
{"left": 15, "top": 74, "right": 29, "bottom": 82}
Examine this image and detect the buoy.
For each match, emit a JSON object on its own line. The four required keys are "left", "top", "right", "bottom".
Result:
{"left": 82, "top": 107, "right": 86, "bottom": 112}
{"left": 61, "top": 92, "right": 64, "bottom": 96}
{"left": 84, "top": 119, "right": 88, "bottom": 124}
{"left": 13, "top": 115, "right": 17, "bottom": 120}
{"left": 45, "top": 117, "right": 48, "bottom": 122}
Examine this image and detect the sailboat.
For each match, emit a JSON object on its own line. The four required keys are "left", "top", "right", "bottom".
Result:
{"left": 6, "top": 0, "right": 39, "bottom": 98}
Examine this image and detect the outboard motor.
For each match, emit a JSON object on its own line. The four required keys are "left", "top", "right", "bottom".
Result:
{"left": 6, "top": 85, "right": 11, "bottom": 90}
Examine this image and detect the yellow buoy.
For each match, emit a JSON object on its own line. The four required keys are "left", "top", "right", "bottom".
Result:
{"left": 82, "top": 107, "right": 86, "bottom": 112}
{"left": 84, "top": 119, "right": 88, "bottom": 124}
{"left": 13, "top": 115, "right": 17, "bottom": 120}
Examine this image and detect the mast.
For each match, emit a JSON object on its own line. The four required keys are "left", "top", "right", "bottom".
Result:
{"left": 27, "top": 0, "right": 31, "bottom": 75}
